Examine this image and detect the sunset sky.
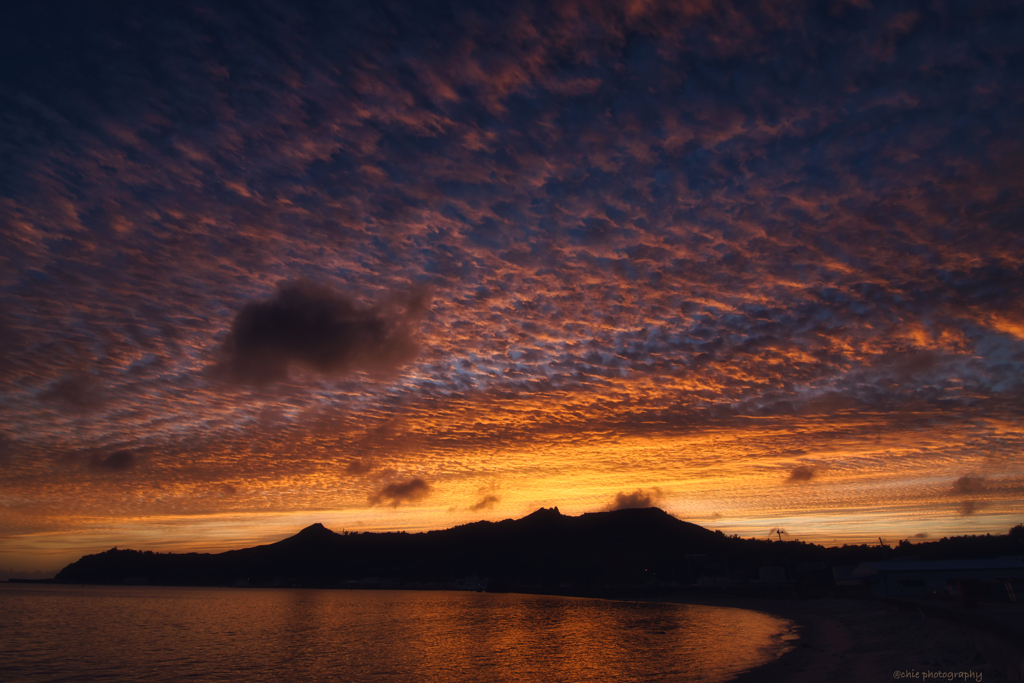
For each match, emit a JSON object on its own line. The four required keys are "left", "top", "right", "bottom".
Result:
{"left": 2, "top": 0, "right": 1023, "bottom": 577}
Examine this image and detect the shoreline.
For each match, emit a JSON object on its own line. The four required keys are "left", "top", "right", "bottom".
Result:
{"left": 648, "top": 594, "right": 1024, "bottom": 683}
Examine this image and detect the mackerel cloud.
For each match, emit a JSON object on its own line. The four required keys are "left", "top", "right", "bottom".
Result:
{"left": 0, "top": 0, "right": 1022, "bottom": 538}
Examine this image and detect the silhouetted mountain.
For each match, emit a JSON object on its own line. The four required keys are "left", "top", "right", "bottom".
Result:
{"left": 53, "top": 508, "right": 1024, "bottom": 590}
{"left": 56, "top": 507, "right": 719, "bottom": 587}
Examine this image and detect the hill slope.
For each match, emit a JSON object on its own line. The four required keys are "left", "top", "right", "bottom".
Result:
{"left": 56, "top": 507, "right": 723, "bottom": 587}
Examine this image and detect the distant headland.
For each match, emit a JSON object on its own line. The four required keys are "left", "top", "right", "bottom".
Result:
{"left": 52, "top": 507, "right": 1024, "bottom": 598}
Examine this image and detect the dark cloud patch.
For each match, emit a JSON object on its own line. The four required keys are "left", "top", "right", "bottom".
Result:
{"left": 951, "top": 475, "right": 985, "bottom": 495}
{"left": 913, "top": 532, "right": 929, "bottom": 539}
{"left": 605, "top": 487, "right": 664, "bottom": 511}
{"left": 368, "top": 477, "right": 431, "bottom": 507}
{"left": 0, "top": 432, "right": 13, "bottom": 467}
{"left": 90, "top": 450, "right": 136, "bottom": 471}
{"left": 217, "top": 281, "right": 426, "bottom": 386}
{"left": 469, "top": 494, "right": 500, "bottom": 511}
{"left": 951, "top": 475, "right": 988, "bottom": 516}
{"left": 345, "top": 458, "right": 376, "bottom": 475}
{"left": 787, "top": 465, "right": 817, "bottom": 482}
{"left": 0, "top": 307, "right": 24, "bottom": 373}
{"left": 217, "top": 483, "right": 237, "bottom": 496}
{"left": 38, "top": 375, "right": 105, "bottom": 412}
{"left": 869, "top": 350, "right": 950, "bottom": 384}
{"left": 338, "top": 418, "right": 411, "bottom": 472}
{"left": 959, "top": 500, "right": 984, "bottom": 516}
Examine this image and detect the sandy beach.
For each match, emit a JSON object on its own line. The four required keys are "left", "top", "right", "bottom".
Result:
{"left": 654, "top": 596, "right": 1024, "bottom": 683}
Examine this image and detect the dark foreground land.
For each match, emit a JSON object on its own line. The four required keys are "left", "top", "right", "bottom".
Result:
{"left": 668, "top": 595, "right": 1024, "bottom": 683}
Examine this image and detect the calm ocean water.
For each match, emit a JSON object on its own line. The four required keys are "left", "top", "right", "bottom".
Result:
{"left": 0, "top": 584, "right": 793, "bottom": 683}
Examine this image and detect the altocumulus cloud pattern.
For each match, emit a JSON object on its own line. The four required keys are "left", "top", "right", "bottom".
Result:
{"left": 1, "top": 0, "right": 1023, "bottom": 567}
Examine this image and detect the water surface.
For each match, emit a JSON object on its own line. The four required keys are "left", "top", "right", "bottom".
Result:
{"left": 0, "top": 585, "right": 793, "bottom": 682}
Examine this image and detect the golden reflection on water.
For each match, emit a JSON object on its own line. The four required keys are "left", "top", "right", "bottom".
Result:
{"left": 0, "top": 585, "right": 792, "bottom": 683}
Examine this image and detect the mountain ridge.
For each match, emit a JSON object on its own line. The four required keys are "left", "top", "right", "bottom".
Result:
{"left": 55, "top": 507, "right": 722, "bottom": 587}
{"left": 53, "top": 507, "right": 1024, "bottom": 589}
